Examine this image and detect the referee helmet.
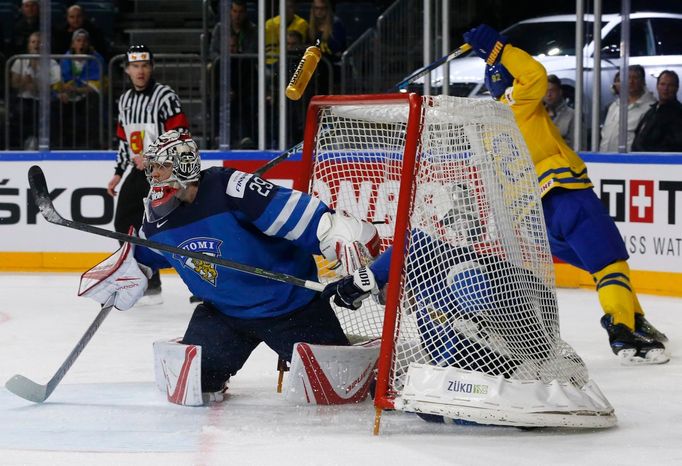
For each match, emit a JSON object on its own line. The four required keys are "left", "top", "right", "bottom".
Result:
{"left": 126, "top": 44, "right": 154, "bottom": 64}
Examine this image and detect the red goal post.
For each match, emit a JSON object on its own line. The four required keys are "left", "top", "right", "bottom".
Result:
{"left": 296, "top": 93, "right": 616, "bottom": 432}
{"left": 297, "top": 93, "right": 421, "bottom": 414}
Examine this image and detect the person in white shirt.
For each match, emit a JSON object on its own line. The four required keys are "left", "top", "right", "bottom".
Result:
{"left": 599, "top": 65, "right": 656, "bottom": 152}
{"left": 9, "top": 31, "right": 62, "bottom": 149}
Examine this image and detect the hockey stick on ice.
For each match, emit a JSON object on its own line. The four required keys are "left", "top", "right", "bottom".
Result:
{"left": 392, "top": 43, "right": 472, "bottom": 91}
{"left": 5, "top": 293, "right": 116, "bottom": 403}
{"left": 27, "top": 165, "right": 325, "bottom": 293}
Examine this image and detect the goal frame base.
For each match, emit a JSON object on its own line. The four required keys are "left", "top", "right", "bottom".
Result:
{"left": 393, "top": 363, "right": 617, "bottom": 429}
{"left": 397, "top": 400, "right": 617, "bottom": 429}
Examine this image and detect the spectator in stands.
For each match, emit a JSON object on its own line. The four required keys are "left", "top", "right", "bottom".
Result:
{"left": 9, "top": 0, "right": 39, "bottom": 55}
{"left": 58, "top": 29, "right": 105, "bottom": 148}
{"left": 308, "top": 0, "right": 346, "bottom": 63}
{"left": 307, "top": 0, "right": 346, "bottom": 94}
{"left": 209, "top": 0, "right": 257, "bottom": 59}
{"left": 9, "top": 31, "right": 62, "bottom": 150}
{"left": 208, "top": 0, "right": 259, "bottom": 147}
{"left": 265, "top": 0, "right": 308, "bottom": 65}
{"left": 107, "top": 45, "right": 190, "bottom": 304}
{"left": 286, "top": 30, "right": 306, "bottom": 52}
{"left": 600, "top": 65, "right": 656, "bottom": 152}
{"left": 53, "top": 4, "right": 110, "bottom": 59}
{"left": 632, "top": 70, "right": 682, "bottom": 152}
{"left": 610, "top": 71, "right": 621, "bottom": 98}
{"left": 209, "top": 28, "right": 258, "bottom": 147}
{"left": 543, "top": 74, "right": 575, "bottom": 149}
{"left": 231, "top": 29, "right": 258, "bottom": 145}
{"left": 262, "top": 0, "right": 308, "bottom": 146}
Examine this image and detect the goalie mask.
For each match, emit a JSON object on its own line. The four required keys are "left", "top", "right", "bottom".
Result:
{"left": 435, "top": 183, "right": 483, "bottom": 247}
{"left": 144, "top": 130, "right": 201, "bottom": 222}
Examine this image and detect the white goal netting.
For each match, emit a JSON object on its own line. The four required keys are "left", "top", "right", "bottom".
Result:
{"left": 305, "top": 95, "right": 615, "bottom": 428}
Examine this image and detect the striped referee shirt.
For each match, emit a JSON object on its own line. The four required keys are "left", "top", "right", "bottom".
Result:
{"left": 114, "top": 79, "right": 189, "bottom": 176}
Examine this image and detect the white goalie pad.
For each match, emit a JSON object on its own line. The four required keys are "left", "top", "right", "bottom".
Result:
{"left": 395, "top": 364, "right": 617, "bottom": 428}
{"left": 153, "top": 339, "right": 203, "bottom": 406}
{"left": 283, "top": 339, "right": 380, "bottom": 405}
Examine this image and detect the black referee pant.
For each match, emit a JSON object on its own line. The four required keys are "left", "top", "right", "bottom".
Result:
{"left": 114, "top": 167, "right": 161, "bottom": 291}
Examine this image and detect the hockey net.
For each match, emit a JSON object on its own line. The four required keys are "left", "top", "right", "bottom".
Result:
{"left": 299, "top": 93, "right": 615, "bottom": 428}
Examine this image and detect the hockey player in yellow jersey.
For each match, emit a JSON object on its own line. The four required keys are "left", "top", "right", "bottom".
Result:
{"left": 464, "top": 24, "right": 669, "bottom": 365}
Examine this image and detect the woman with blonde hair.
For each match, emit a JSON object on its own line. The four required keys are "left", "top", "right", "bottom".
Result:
{"left": 308, "top": 0, "right": 346, "bottom": 63}
{"left": 308, "top": 0, "right": 346, "bottom": 93}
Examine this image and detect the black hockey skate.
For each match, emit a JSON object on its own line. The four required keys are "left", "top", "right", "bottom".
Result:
{"left": 634, "top": 314, "right": 668, "bottom": 343}
{"left": 600, "top": 315, "right": 669, "bottom": 365}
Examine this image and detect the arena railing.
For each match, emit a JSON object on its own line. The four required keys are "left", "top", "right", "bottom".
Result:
{"left": 340, "top": 28, "right": 377, "bottom": 94}
{"left": 338, "top": 0, "right": 424, "bottom": 94}
{"left": 4, "top": 54, "right": 105, "bottom": 150}
{"left": 207, "top": 53, "right": 334, "bottom": 150}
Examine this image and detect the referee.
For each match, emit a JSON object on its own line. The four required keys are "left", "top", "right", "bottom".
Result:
{"left": 106, "top": 45, "right": 189, "bottom": 305}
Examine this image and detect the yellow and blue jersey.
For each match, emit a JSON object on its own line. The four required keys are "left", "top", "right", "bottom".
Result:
{"left": 498, "top": 45, "right": 592, "bottom": 196}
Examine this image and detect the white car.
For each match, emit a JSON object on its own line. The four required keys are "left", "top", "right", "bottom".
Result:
{"left": 429, "top": 12, "right": 682, "bottom": 119}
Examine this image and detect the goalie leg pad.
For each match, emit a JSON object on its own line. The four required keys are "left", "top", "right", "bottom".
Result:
{"left": 283, "top": 340, "right": 380, "bottom": 405}
{"left": 153, "top": 339, "right": 204, "bottom": 406}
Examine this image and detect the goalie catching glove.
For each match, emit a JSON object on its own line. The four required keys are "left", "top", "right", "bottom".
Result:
{"left": 317, "top": 212, "right": 380, "bottom": 276}
{"left": 78, "top": 239, "right": 152, "bottom": 311}
{"left": 321, "top": 266, "right": 378, "bottom": 310}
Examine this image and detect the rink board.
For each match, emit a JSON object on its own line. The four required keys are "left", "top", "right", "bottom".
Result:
{"left": 0, "top": 150, "right": 681, "bottom": 295}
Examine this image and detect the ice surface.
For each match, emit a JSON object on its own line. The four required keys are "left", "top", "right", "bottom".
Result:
{"left": 1, "top": 273, "right": 681, "bottom": 465}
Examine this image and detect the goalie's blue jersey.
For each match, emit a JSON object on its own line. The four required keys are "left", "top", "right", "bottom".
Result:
{"left": 135, "top": 167, "right": 330, "bottom": 319}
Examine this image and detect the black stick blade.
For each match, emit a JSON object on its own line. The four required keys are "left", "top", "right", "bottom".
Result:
{"left": 28, "top": 165, "right": 48, "bottom": 200}
{"left": 27, "top": 165, "right": 64, "bottom": 224}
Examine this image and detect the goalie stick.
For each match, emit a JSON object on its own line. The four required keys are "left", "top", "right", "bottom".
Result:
{"left": 5, "top": 294, "right": 116, "bottom": 403}
{"left": 253, "top": 140, "right": 303, "bottom": 177}
{"left": 27, "top": 165, "right": 325, "bottom": 293}
{"left": 392, "top": 43, "right": 472, "bottom": 91}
